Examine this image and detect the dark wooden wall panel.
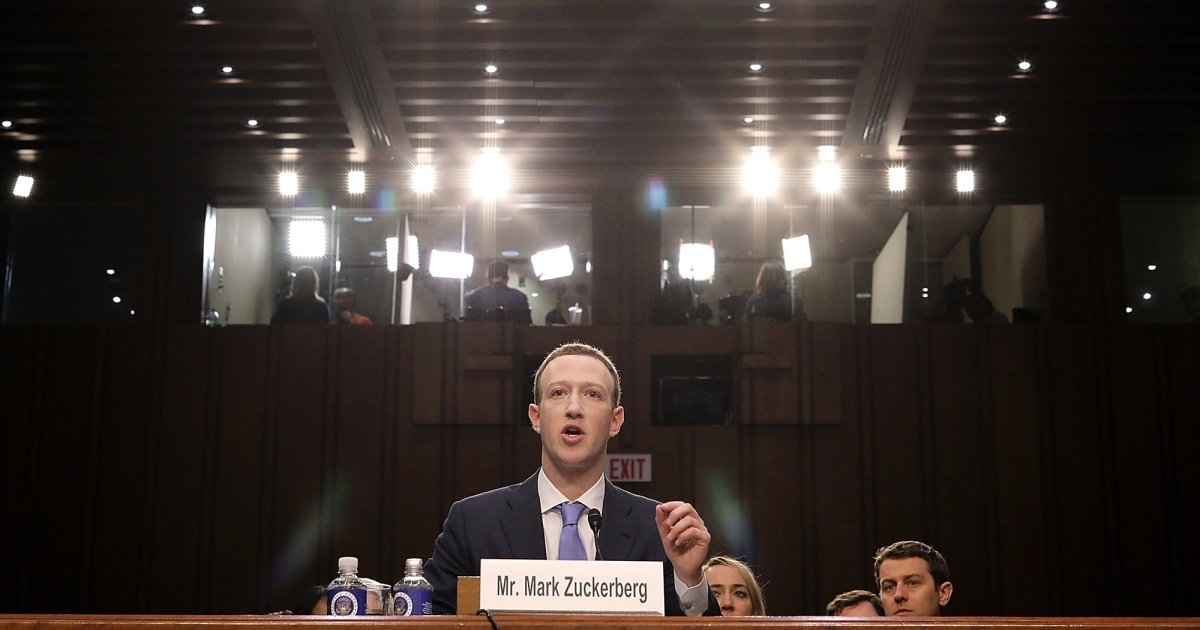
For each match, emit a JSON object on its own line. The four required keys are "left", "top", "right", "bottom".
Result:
{"left": 1105, "top": 327, "right": 1172, "bottom": 615}
{"left": 88, "top": 328, "right": 156, "bottom": 613}
{"left": 927, "top": 326, "right": 992, "bottom": 615}
{"left": 1163, "top": 326, "right": 1200, "bottom": 615}
{"left": 1045, "top": 326, "right": 1112, "bottom": 615}
{"left": 148, "top": 328, "right": 211, "bottom": 613}
{"left": 27, "top": 330, "right": 98, "bottom": 613}
{"left": 988, "top": 326, "right": 1052, "bottom": 615}
{"left": 267, "top": 326, "right": 329, "bottom": 612}
{"left": 5, "top": 322, "right": 1200, "bottom": 617}
{"left": 867, "top": 326, "right": 927, "bottom": 545}
{"left": 330, "top": 327, "right": 388, "bottom": 584}
{"left": 0, "top": 330, "right": 42, "bottom": 611}
{"left": 207, "top": 327, "right": 270, "bottom": 614}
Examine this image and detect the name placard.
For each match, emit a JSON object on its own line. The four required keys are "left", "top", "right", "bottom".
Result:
{"left": 479, "top": 558, "right": 664, "bottom": 615}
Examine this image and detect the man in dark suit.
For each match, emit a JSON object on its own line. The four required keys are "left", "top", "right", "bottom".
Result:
{"left": 463, "top": 260, "right": 531, "bottom": 323}
{"left": 424, "top": 343, "right": 717, "bottom": 616}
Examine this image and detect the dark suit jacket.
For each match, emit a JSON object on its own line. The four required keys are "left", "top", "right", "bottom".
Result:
{"left": 423, "top": 472, "right": 719, "bottom": 616}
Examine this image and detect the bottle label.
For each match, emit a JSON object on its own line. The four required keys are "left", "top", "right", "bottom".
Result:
{"left": 394, "top": 588, "right": 433, "bottom": 616}
{"left": 328, "top": 588, "right": 367, "bottom": 616}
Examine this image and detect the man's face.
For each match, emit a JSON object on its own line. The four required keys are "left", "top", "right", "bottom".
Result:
{"left": 837, "top": 601, "right": 880, "bottom": 617}
{"left": 878, "top": 556, "right": 952, "bottom": 616}
{"left": 529, "top": 354, "right": 624, "bottom": 478}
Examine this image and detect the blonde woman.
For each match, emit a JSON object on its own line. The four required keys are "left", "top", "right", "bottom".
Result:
{"left": 702, "top": 555, "right": 766, "bottom": 616}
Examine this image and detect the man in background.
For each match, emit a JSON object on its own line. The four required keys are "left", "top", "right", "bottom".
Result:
{"left": 332, "top": 287, "right": 371, "bottom": 324}
{"left": 825, "top": 590, "right": 884, "bottom": 616}
{"left": 464, "top": 260, "right": 531, "bottom": 323}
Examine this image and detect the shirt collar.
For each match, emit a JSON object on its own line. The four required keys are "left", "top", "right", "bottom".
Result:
{"left": 537, "top": 468, "right": 606, "bottom": 515}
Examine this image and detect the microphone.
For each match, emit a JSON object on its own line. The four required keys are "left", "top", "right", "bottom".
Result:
{"left": 587, "top": 508, "right": 604, "bottom": 561}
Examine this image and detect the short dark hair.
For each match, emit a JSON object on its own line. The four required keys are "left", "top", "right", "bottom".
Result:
{"left": 487, "top": 260, "right": 511, "bottom": 281}
{"left": 873, "top": 540, "right": 951, "bottom": 589}
{"left": 825, "top": 590, "right": 884, "bottom": 616}
{"left": 532, "top": 342, "right": 621, "bottom": 408}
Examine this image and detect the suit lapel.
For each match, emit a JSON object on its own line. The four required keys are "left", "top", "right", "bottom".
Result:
{"left": 499, "top": 473, "right": 547, "bottom": 559}
{"left": 600, "top": 479, "right": 645, "bottom": 561}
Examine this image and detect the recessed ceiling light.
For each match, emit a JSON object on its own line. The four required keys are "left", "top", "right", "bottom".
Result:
{"left": 994, "top": 114, "right": 1007, "bottom": 125}
{"left": 353, "top": 216, "right": 374, "bottom": 223}
{"left": 495, "top": 118, "right": 505, "bottom": 125}
{"left": 190, "top": 4, "right": 205, "bottom": 16}
{"left": 1126, "top": 307, "right": 1134, "bottom": 314}
{"left": 743, "top": 116, "right": 754, "bottom": 124}
{"left": 501, "top": 250, "right": 519, "bottom": 257}
{"left": 106, "top": 269, "right": 115, "bottom": 275}
{"left": 1148, "top": 264, "right": 1157, "bottom": 271}
{"left": 1143, "top": 292, "right": 1152, "bottom": 300}
{"left": 220, "top": 65, "right": 235, "bottom": 76}
{"left": 112, "top": 296, "right": 122, "bottom": 304}
{"left": 473, "top": 3, "right": 489, "bottom": 14}
{"left": 245, "top": 118, "right": 259, "bottom": 128}
{"left": 1017, "top": 60, "right": 1032, "bottom": 72}
{"left": 749, "top": 63, "right": 762, "bottom": 72}
{"left": 1, "top": 120, "right": 12, "bottom": 128}
{"left": 484, "top": 64, "right": 498, "bottom": 74}
{"left": 755, "top": 2, "right": 775, "bottom": 12}
{"left": 1042, "top": 0, "right": 1059, "bottom": 11}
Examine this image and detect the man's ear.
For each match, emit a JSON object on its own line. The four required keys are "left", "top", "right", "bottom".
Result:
{"left": 937, "top": 581, "right": 953, "bottom": 607}
{"left": 609, "top": 406, "right": 625, "bottom": 438}
{"left": 529, "top": 403, "right": 541, "bottom": 433}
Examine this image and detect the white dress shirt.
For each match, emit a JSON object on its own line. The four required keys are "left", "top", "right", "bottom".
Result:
{"left": 535, "top": 468, "right": 709, "bottom": 616}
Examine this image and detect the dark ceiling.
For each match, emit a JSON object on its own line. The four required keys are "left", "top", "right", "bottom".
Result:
{"left": 3, "top": 0, "right": 1199, "bottom": 206}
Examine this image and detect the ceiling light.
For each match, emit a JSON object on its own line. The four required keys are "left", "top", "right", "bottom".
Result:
{"left": 1143, "top": 292, "right": 1152, "bottom": 300}
{"left": 888, "top": 167, "right": 907, "bottom": 192}
{"left": 755, "top": 1, "right": 776, "bottom": 12}
{"left": 956, "top": 170, "right": 975, "bottom": 193}
{"left": 473, "top": 3, "right": 489, "bottom": 14}
{"left": 412, "top": 164, "right": 435, "bottom": 194}
{"left": 1147, "top": 264, "right": 1157, "bottom": 271}
{"left": 113, "top": 296, "right": 122, "bottom": 304}
{"left": 814, "top": 163, "right": 841, "bottom": 194}
{"left": 220, "top": 66, "right": 235, "bottom": 76}
{"left": 782, "top": 235, "right": 812, "bottom": 272}
{"left": 531, "top": 246, "right": 574, "bottom": 281}
{"left": 749, "top": 63, "right": 762, "bottom": 72}
{"left": 1017, "top": 60, "right": 1032, "bottom": 72}
{"left": 1043, "top": 0, "right": 1058, "bottom": 11}
{"left": 190, "top": 4, "right": 205, "bottom": 16}
{"left": 13, "top": 175, "right": 34, "bottom": 197}
{"left": 289, "top": 220, "right": 326, "bottom": 257}
{"left": 1, "top": 120, "right": 12, "bottom": 128}
{"left": 106, "top": 269, "right": 115, "bottom": 275}
{"left": 279, "top": 171, "right": 298, "bottom": 196}
{"left": 386, "top": 237, "right": 400, "bottom": 272}
{"left": 743, "top": 146, "right": 778, "bottom": 197}
{"left": 429, "top": 249, "right": 474, "bottom": 279}
{"left": 743, "top": 117, "right": 754, "bottom": 124}
{"left": 348, "top": 170, "right": 366, "bottom": 194}
{"left": 471, "top": 149, "right": 509, "bottom": 199}
{"left": 501, "top": 250, "right": 519, "bottom": 257}
{"left": 817, "top": 145, "right": 836, "bottom": 162}
{"left": 495, "top": 118, "right": 505, "bottom": 125}
{"left": 994, "top": 114, "right": 1007, "bottom": 125}
{"left": 678, "top": 243, "right": 715, "bottom": 281}
{"left": 353, "top": 216, "right": 373, "bottom": 223}
{"left": 245, "top": 118, "right": 259, "bottom": 128}
{"left": 484, "top": 64, "right": 498, "bottom": 75}
{"left": 1126, "top": 307, "right": 1134, "bottom": 314}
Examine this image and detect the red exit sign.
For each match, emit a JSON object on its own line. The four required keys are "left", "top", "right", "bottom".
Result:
{"left": 606, "top": 453, "right": 652, "bottom": 483}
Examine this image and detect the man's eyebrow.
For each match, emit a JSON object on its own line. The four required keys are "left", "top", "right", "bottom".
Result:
{"left": 544, "top": 379, "right": 608, "bottom": 393}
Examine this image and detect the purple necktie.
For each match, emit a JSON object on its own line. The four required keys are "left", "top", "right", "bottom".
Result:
{"left": 556, "top": 501, "right": 588, "bottom": 561}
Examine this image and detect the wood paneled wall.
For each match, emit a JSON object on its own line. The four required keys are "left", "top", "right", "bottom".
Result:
{"left": 1, "top": 323, "right": 1197, "bottom": 617}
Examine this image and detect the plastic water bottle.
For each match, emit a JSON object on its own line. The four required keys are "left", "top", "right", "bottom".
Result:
{"left": 327, "top": 556, "right": 368, "bottom": 616}
{"left": 392, "top": 558, "right": 434, "bottom": 616}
